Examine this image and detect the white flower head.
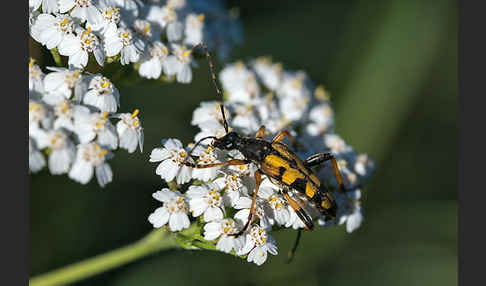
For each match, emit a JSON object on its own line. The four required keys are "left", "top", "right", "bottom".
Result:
{"left": 68, "top": 142, "right": 113, "bottom": 187}
{"left": 104, "top": 26, "right": 140, "bottom": 65}
{"left": 163, "top": 44, "right": 193, "bottom": 83}
{"left": 257, "top": 179, "right": 291, "bottom": 226}
{"left": 36, "top": 129, "right": 76, "bottom": 175}
{"left": 30, "top": 13, "right": 75, "bottom": 50}
{"left": 306, "top": 103, "right": 334, "bottom": 136}
{"left": 58, "top": 0, "right": 102, "bottom": 26}
{"left": 138, "top": 41, "right": 169, "bottom": 79}
{"left": 191, "top": 101, "right": 231, "bottom": 128}
{"left": 234, "top": 196, "right": 273, "bottom": 230}
{"left": 229, "top": 102, "right": 260, "bottom": 134}
{"left": 58, "top": 27, "right": 105, "bottom": 68}
{"left": 148, "top": 189, "right": 190, "bottom": 231}
{"left": 149, "top": 138, "right": 193, "bottom": 184}
{"left": 186, "top": 184, "right": 225, "bottom": 222}
{"left": 73, "top": 110, "right": 119, "bottom": 149}
{"left": 213, "top": 171, "right": 249, "bottom": 207}
{"left": 146, "top": 4, "right": 177, "bottom": 29}
{"left": 183, "top": 13, "right": 205, "bottom": 46}
{"left": 88, "top": 6, "right": 120, "bottom": 34}
{"left": 252, "top": 57, "right": 283, "bottom": 91}
{"left": 115, "top": 109, "right": 144, "bottom": 153}
{"left": 203, "top": 218, "right": 245, "bottom": 253}
{"left": 43, "top": 67, "right": 84, "bottom": 102}
{"left": 83, "top": 75, "right": 120, "bottom": 112}
{"left": 238, "top": 225, "right": 278, "bottom": 266}
{"left": 220, "top": 62, "right": 261, "bottom": 103}
{"left": 53, "top": 100, "right": 90, "bottom": 132}
{"left": 190, "top": 145, "right": 222, "bottom": 182}
{"left": 323, "top": 134, "right": 352, "bottom": 155}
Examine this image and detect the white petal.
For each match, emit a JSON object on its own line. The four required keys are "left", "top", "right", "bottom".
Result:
{"left": 238, "top": 235, "right": 255, "bottom": 255}
{"left": 248, "top": 246, "right": 268, "bottom": 266}
{"left": 58, "top": 0, "right": 75, "bottom": 13}
{"left": 58, "top": 35, "right": 81, "bottom": 56}
{"left": 148, "top": 207, "right": 170, "bottom": 228}
{"left": 139, "top": 58, "right": 162, "bottom": 79}
{"left": 152, "top": 189, "right": 176, "bottom": 203}
{"left": 203, "top": 207, "right": 223, "bottom": 222}
{"left": 68, "top": 50, "right": 89, "bottom": 68}
{"left": 48, "top": 149, "right": 72, "bottom": 174}
{"left": 216, "top": 236, "right": 235, "bottom": 253}
{"left": 156, "top": 160, "right": 178, "bottom": 182}
{"left": 149, "top": 147, "right": 169, "bottom": 162}
{"left": 68, "top": 160, "right": 93, "bottom": 184}
{"left": 189, "top": 198, "right": 207, "bottom": 217}
{"left": 176, "top": 64, "right": 192, "bottom": 83}
{"left": 95, "top": 163, "right": 113, "bottom": 187}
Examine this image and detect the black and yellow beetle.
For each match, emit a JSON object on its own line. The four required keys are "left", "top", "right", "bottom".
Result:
{"left": 181, "top": 43, "right": 347, "bottom": 238}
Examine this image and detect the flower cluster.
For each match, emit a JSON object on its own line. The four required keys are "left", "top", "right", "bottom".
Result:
{"left": 148, "top": 57, "right": 375, "bottom": 265}
{"left": 29, "top": 0, "right": 242, "bottom": 83}
{"left": 29, "top": 58, "right": 144, "bottom": 187}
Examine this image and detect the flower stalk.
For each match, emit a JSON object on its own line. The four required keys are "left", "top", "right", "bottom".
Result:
{"left": 49, "top": 48, "right": 63, "bottom": 67}
{"left": 29, "top": 224, "right": 242, "bottom": 286}
{"left": 29, "top": 228, "right": 178, "bottom": 286}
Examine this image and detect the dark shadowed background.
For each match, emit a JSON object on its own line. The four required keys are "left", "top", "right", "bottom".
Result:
{"left": 30, "top": 0, "right": 457, "bottom": 285}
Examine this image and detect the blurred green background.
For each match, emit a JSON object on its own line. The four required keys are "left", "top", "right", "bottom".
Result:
{"left": 30, "top": 0, "right": 457, "bottom": 285}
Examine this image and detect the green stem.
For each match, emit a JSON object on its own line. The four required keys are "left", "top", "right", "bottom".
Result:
{"left": 29, "top": 229, "right": 179, "bottom": 286}
{"left": 50, "top": 48, "right": 63, "bottom": 67}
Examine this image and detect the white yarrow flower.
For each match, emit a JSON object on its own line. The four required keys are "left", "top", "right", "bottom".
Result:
{"left": 68, "top": 142, "right": 113, "bottom": 187}
{"left": 73, "top": 110, "right": 118, "bottom": 149}
{"left": 58, "top": 0, "right": 102, "bottom": 25}
{"left": 203, "top": 219, "right": 244, "bottom": 253}
{"left": 115, "top": 109, "right": 144, "bottom": 153}
{"left": 58, "top": 27, "right": 105, "bottom": 68}
{"left": 148, "top": 189, "right": 190, "bottom": 231}
{"left": 238, "top": 225, "right": 278, "bottom": 266}
{"left": 104, "top": 26, "right": 140, "bottom": 65}
{"left": 30, "top": 13, "right": 74, "bottom": 50}
{"left": 149, "top": 138, "right": 192, "bottom": 184}
{"left": 163, "top": 44, "right": 193, "bottom": 83}
{"left": 83, "top": 75, "right": 120, "bottom": 112}
{"left": 186, "top": 184, "right": 225, "bottom": 222}
{"left": 36, "top": 129, "right": 75, "bottom": 175}
{"left": 184, "top": 13, "right": 204, "bottom": 46}
{"left": 138, "top": 41, "right": 169, "bottom": 79}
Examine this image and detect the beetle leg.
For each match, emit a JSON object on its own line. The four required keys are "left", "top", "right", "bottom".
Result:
{"left": 255, "top": 125, "right": 266, "bottom": 139}
{"left": 182, "top": 159, "right": 249, "bottom": 169}
{"left": 283, "top": 191, "right": 314, "bottom": 231}
{"left": 231, "top": 170, "right": 262, "bottom": 237}
{"left": 286, "top": 229, "right": 302, "bottom": 264}
{"left": 272, "top": 130, "right": 298, "bottom": 150}
{"left": 304, "top": 153, "right": 346, "bottom": 193}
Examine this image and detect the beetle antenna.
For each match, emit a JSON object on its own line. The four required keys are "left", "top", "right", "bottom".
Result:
{"left": 191, "top": 42, "right": 229, "bottom": 134}
{"left": 187, "top": 136, "right": 218, "bottom": 157}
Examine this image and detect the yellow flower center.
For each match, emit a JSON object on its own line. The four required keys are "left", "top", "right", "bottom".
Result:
{"left": 131, "top": 109, "right": 139, "bottom": 118}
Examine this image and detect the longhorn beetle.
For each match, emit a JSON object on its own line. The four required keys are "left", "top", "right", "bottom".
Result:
{"left": 182, "top": 42, "right": 347, "bottom": 258}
